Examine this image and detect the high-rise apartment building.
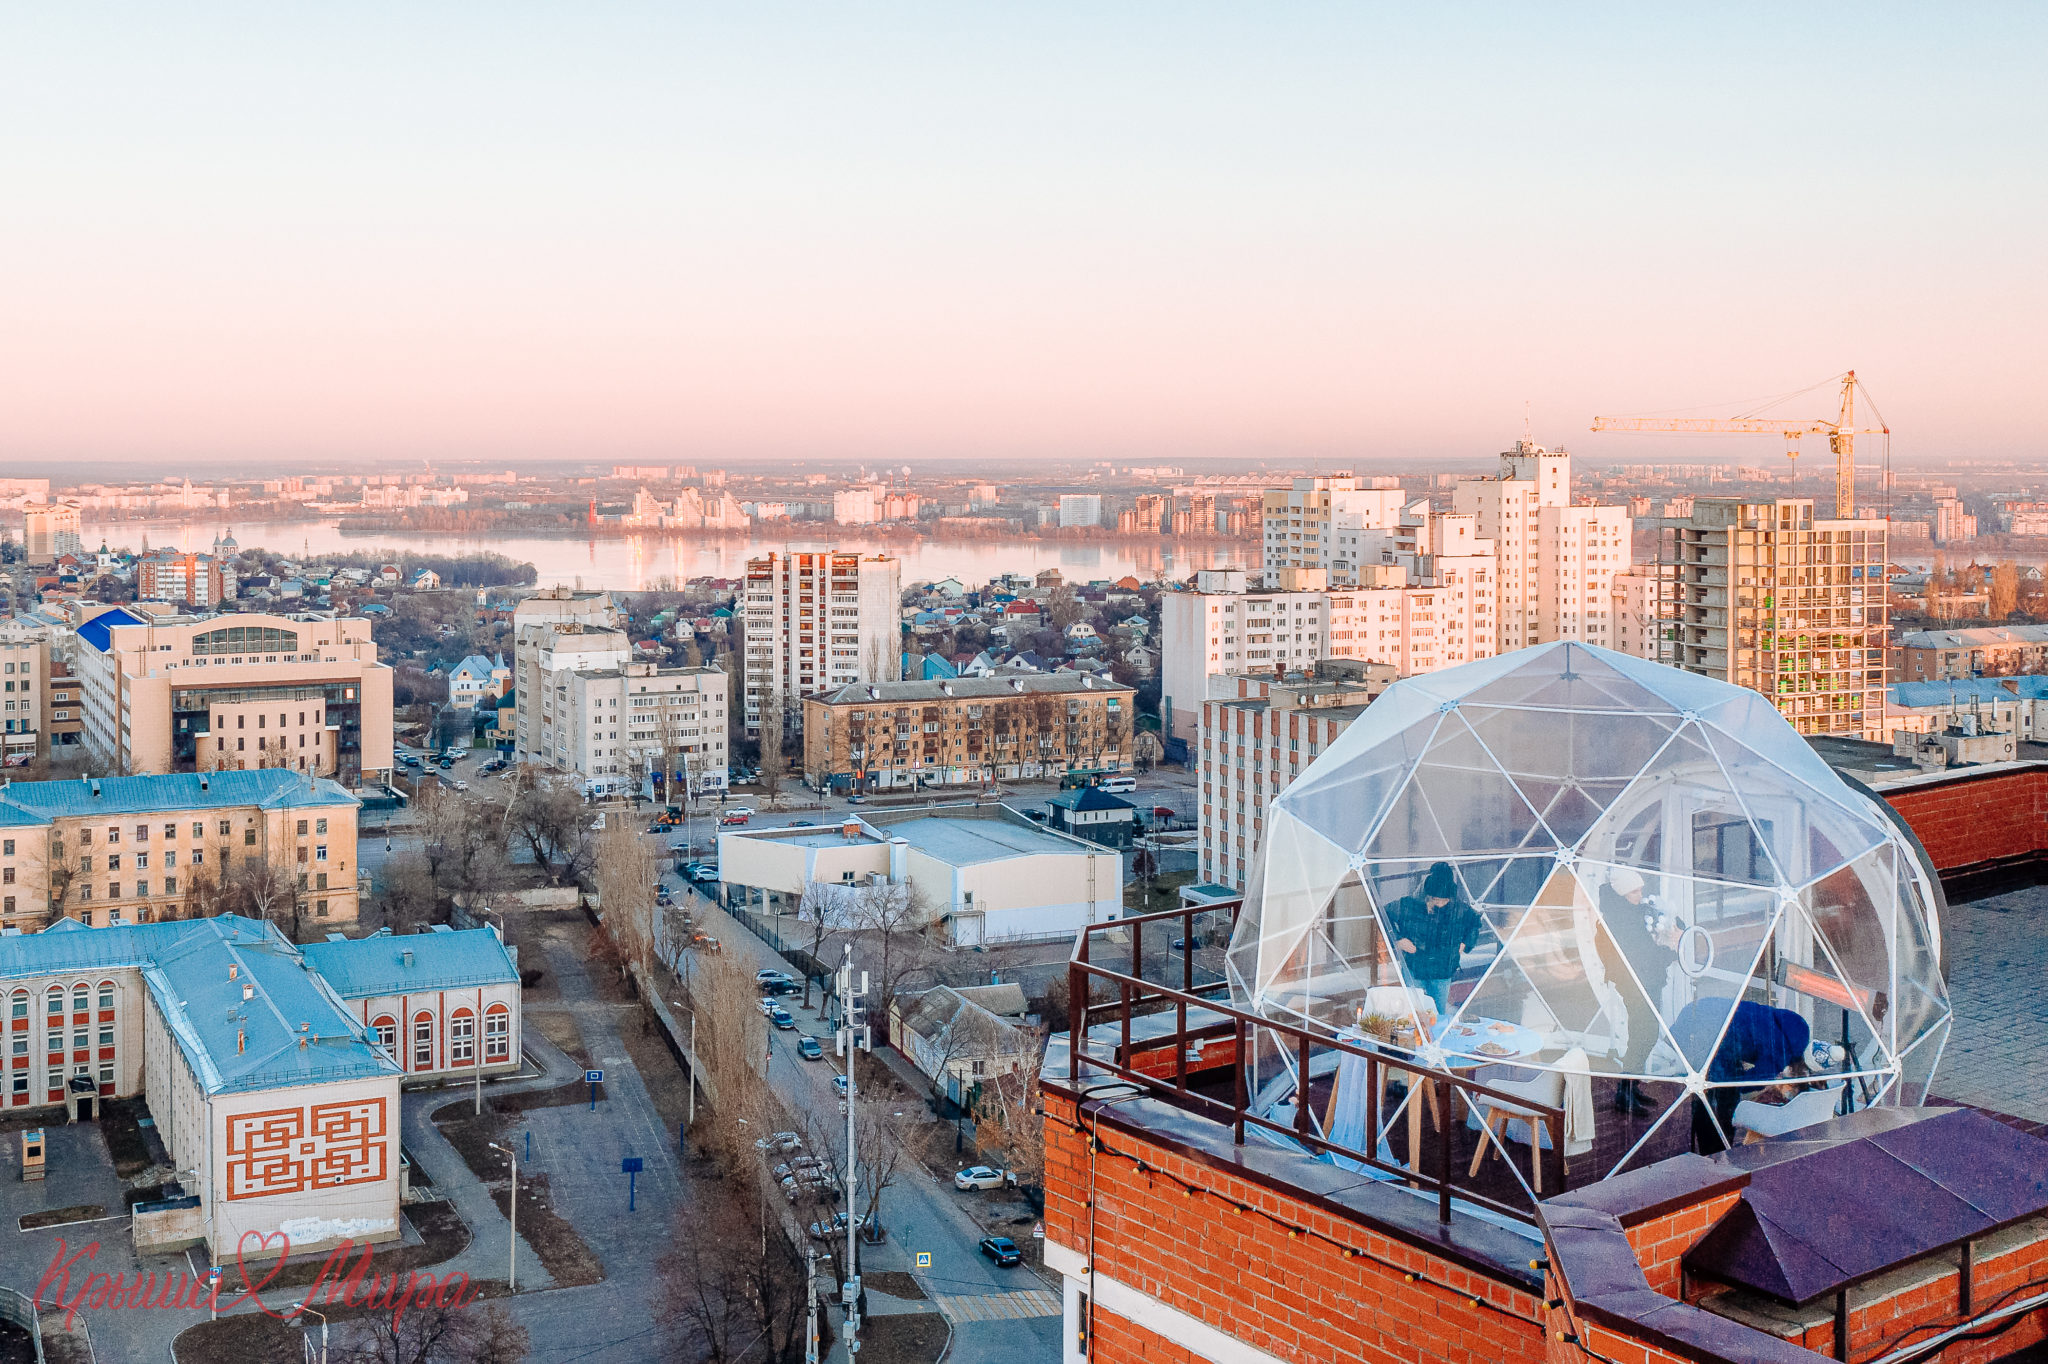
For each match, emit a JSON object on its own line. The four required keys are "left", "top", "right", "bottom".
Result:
{"left": 1196, "top": 660, "right": 1397, "bottom": 888}
{"left": 1058, "top": 494, "right": 1103, "bottom": 528}
{"left": 1609, "top": 570, "right": 1662, "bottom": 659}
{"left": 136, "top": 549, "right": 226, "bottom": 609}
{"left": 72, "top": 609, "right": 394, "bottom": 785}
{"left": 21, "top": 503, "right": 83, "bottom": 564}
{"left": 1453, "top": 441, "right": 1632, "bottom": 651}
{"left": 741, "top": 551, "right": 900, "bottom": 738}
{"left": 1160, "top": 510, "right": 1496, "bottom": 745}
{"left": 1933, "top": 497, "right": 1978, "bottom": 545}
{"left": 1659, "top": 497, "right": 1889, "bottom": 738}
{"left": 832, "top": 487, "right": 882, "bottom": 525}
{"left": 1260, "top": 476, "right": 1408, "bottom": 585}
{"left": 514, "top": 622, "right": 631, "bottom": 770}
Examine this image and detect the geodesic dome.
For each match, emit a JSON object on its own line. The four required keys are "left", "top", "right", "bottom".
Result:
{"left": 1225, "top": 642, "right": 1951, "bottom": 1160}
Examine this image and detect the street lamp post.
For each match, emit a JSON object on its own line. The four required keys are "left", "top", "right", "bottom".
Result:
{"left": 486, "top": 1142, "right": 518, "bottom": 1291}
{"left": 293, "top": 1304, "right": 328, "bottom": 1364}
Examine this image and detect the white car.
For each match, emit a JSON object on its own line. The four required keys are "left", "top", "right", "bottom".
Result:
{"left": 722, "top": 806, "right": 755, "bottom": 819}
{"left": 758, "top": 997, "right": 778, "bottom": 1016}
{"left": 453, "top": 780, "right": 469, "bottom": 792}
{"left": 954, "top": 1165, "right": 1008, "bottom": 1191}
{"left": 753, "top": 1131, "right": 801, "bottom": 1154}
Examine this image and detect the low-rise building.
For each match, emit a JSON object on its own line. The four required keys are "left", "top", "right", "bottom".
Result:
{"left": 802, "top": 673, "right": 1134, "bottom": 792}
{"left": 1044, "top": 786, "right": 1138, "bottom": 847}
{"left": 1896, "top": 624, "right": 2048, "bottom": 681}
{"left": 301, "top": 925, "right": 522, "bottom": 1082}
{"left": 72, "top": 608, "right": 394, "bottom": 787}
{"left": 0, "top": 621, "right": 50, "bottom": 767}
{"left": 889, "top": 983, "right": 1034, "bottom": 1104}
{"left": 718, "top": 803, "right": 1123, "bottom": 946}
{"left": 0, "top": 913, "right": 404, "bottom": 1261}
{"left": 447, "top": 653, "right": 510, "bottom": 708}
{"left": 0, "top": 770, "right": 363, "bottom": 933}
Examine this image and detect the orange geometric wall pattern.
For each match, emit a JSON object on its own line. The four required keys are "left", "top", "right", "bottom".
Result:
{"left": 224, "top": 1097, "right": 387, "bottom": 1200}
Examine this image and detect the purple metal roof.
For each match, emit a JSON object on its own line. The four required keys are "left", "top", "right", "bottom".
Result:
{"left": 1685, "top": 1107, "right": 2048, "bottom": 1306}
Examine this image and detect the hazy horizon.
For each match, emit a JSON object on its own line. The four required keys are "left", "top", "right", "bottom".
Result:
{"left": 2, "top": 5, "right": 2040, "bottom": 467}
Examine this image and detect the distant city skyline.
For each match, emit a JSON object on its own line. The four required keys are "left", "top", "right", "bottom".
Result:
{"left": 1, "top": 5, "right": 2039, "bottom": 465}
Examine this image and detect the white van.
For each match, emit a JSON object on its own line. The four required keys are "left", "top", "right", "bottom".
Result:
{"left": 1101, "top": 776, "right": 1137, "bottom": 794}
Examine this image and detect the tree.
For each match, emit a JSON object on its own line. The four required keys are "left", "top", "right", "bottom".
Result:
{"left": 656, "top": 1191, "right": 811, "bottom": 1363}
{"left": 505, "top": 779, "right": 591, "bottom": 885}
{"left": 1991, "top": 560, "right": 2021, "bottom": 620}
{"left": 1045, "top": 587, "right": 1084, "bottom": 634}
{"left": 975, "top": 1026, "right": 1048, "bottom": 1189}
{"left": 756, "top": 686, "right": 788, "bottom": 803}
{"left": 218, "top": 849, "right": 304, "bottom": 937}
{"left": 332, "top": 1299, "right": 529, "bottom": 1364}
{"left": 373, "top": 850, "right": 443, "bottom": 934}
{"left": 592, "top": 820, "right": 665, "bottom": 985}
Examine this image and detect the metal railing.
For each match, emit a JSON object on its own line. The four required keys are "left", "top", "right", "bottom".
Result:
{"left": 1064, "top": 899, "right": 1566, "bottom": 1226}
{"left": 0, "top": 1286, "right": 40, "bottom": 1363}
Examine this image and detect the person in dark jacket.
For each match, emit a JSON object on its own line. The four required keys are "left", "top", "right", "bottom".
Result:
{"left": 1386, "top": 862, "right": 1484, "bottom": 1018}
{"left": 1668, "top": 999, "right": 1811, "bottom": 1153}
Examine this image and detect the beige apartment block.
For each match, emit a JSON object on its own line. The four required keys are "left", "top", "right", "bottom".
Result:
{"left": 1260, "top": 476, "right": 1408, "bottom": 585}
{"left": 0, "top": 622, "right": 50, "bottom": 767}
{"left": 20, "top": 503, "right": 82, "bottom": 564}
{"left": 1197, "top": 660, "right": 1396, "bottom": 889}
{"left": 802, "top": 673, "right": 1133, "bottom": 792}
{"left": 550, "top": 660, "right": 729, "bottom": 799}
{"left": 0, "top": 769, "right": 363, "bottom": 933}
{"left": 1659, "top": 497, "right": 1890, "bottom": 739}
{"left": 73, "top": 609, "right": 393, "bottom": 787}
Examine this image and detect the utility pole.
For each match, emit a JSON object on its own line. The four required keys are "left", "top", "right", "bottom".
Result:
{"left": 488, "top": 1142, "right": 518, "bottom": 1290}
{"left": 806, "top": 1247, "right": 821, "bottom": 1364}
{"left": 837, "top": 946, "right": 870, "bottom": 1359}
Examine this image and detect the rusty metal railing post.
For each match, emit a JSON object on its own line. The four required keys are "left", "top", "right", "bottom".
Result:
{"left": 1233, "top": 1017, "right": 1247, "bottom": 1145}
{"left": 1119, "top": 979, "right": 1132, "bottom": 1069}
{"left": 1182, "top": 910, "right": 1194, "bottom": 995}
{"left": 1437, "top": 1076, "right": 1453, "bottom": 1225}
{"left": 1295, "top": 1029, "right": 1313, "bottom": 1137}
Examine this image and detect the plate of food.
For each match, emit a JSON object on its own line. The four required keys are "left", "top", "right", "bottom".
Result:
{"left": 1475, "top": 1041, "right": 1515, "bottom": 1057}
{"left": 1487, "top": 1022, "right": 1516, "bottom": 1034}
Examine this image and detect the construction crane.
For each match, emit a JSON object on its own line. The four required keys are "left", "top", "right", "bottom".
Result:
{"left": 1590, "top": 371, "right": 1889, "bottom": 519}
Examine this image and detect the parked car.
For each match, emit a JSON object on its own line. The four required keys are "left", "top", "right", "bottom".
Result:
{"left": 722, "top": 806, "right": 755, "bottom": 819}
{"left": 452, "top": 780, "right": 469, "bottom": 793}
{"left": 1101, "top": 776, "right": 1137, "bottom": 794}
{"left": 789, "top": 819, "right": 816, "bottom": 827}
{"left": 797, "top": 1037, "right": 823, "bottom": 1060}
{"left": 1023, "top": 809, "right": 1047, "bottom": 822}
{"left": 1173, "top": 935, "right": 1203, "bottom": 951}
{"left": 954, "top": 1166, "right": 1007, "bottom": 1191}
{"left": 719, "top": 813, "right": 749, "bottom": 827}
{"left": 831, "top": 1074, "right": 850, "bottom": 1097}
{"left": 774, "top": 1157, "right": 830, "bottom": 1180}
{"left": 691, "top": 864, "right": 721, "bottom": 883}
{"left": 770, "top": 1007, "right": 796, "bottom": 1030}
{"left": 1153, "top": 806, "right": 1177, "bottom": 819}
{"left": 807, "top": 1212, "right": 863, "bottom": 1240}
{"left": 753, "top": 1131, "right": 801, "bottom": 1154}
{"left": 655, "top": 889, "right": 674, "bottom": 907}
{"left": 979, "top": 1237, "right": 1023, "bottom": 1267}
{"left": 757, "top": 998, "right": 779, "bottom": 1017}
{"left": 845, "top": 793, "right": 866, "bottom": 805}
{"left": 756, "top": 969, "right": 791, "bottom": 984}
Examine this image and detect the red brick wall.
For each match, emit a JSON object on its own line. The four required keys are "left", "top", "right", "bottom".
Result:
{"left": 1046, "top": 1093, "right": 1550, "bottom": 1364}
{"left": 1883, "top": 768, "right": 2048, "bottom": 874}
{"left": 1622, "top": 1191, "right": 1744, "bottom": 1299}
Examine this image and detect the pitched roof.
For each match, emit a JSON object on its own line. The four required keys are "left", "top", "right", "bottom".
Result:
{"left": 0, "top": 770, "right": 359, "bottom": 824}
{"left": 0, "top": 916, "right": 396, "bottom": 1096}
{"left": 300, "top": 927, "right": 519, "bottom": 999}
{"left": 1047, "top": 786, "right": 1136, "bottom": 813}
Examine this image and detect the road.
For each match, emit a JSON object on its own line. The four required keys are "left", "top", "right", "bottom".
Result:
{"left": 667, "top": 866, "right": 1067, "bottom": 1363}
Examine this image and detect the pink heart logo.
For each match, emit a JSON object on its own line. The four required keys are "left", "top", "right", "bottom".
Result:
{"left": 230, "top": 1230, "right": 291, "bottom": 1314}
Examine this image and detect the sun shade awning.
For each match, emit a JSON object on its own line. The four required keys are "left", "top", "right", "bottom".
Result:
{"left": 1684, "top": 1107, "right": 2048, "bottom": 1306}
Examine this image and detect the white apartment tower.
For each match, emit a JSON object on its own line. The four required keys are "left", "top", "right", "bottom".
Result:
{"left": 1453, "top": 441, "right": 1632, "bottom": 652}
{"left": 741, "top": 551, "right": 900, "bottom": 738}
{"left": 1261, "top": 477, "right": 1408, "bottom": 586}
{"left": 556, "top": 662, "right": 728, "bottom": 800}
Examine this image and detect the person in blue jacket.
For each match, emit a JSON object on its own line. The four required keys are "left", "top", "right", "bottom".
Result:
{"left": 1669, "top": 999, "right": 1811, "bottom": 1152}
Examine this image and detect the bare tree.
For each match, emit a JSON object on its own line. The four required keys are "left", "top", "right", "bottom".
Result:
{"left": 1991, "top": 560, "right": 2021, "bottom": 620}
{"left": 224, "top": 850, "right": 304, "bottom": 938}
{"left": 506, "top": 778, "right": 591, "bottom": 885}
{"left": 975, "top": 1026, "right": 1048, "bottom": 1188}
{"left": 332, "top": 1299, "right": 529, "bottom": 1364}
{"left": 373, "top": 850, "right": 444, "bottom": 933}
{"left": 656, "top": 1192, "right": 811, "bottom": 1363}
{"left": 795, "top": 881, "right": 845, "bottom": 1010}
{"left": 847, "top": 882, "right": 938, "bottom": 1025}
{"left": 756, "top": 685, "right": 787, "bottom": 804}
{"left": 592, "top": 821, "right": 663, "bottom": 985}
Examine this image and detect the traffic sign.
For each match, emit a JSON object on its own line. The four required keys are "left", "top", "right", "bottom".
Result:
{"left": 620, "top": 1157, "right": 643, "bottom": 1173}
{"left": 584, "top": 1069, "right": 604, "bottom": 1084}
{"left": 915, "top": 1252, "right": 931, "bottom": 1268}
{"left": 1032, "top": 1222, "right": 1045, "bottom": 1239}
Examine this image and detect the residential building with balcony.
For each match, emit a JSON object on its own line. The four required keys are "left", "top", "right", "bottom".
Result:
{"left": 21, "top": 502, "right": 82, "bottom": 564}
{"left": 741, "top": 551, "right": 900, "bottom": 739}
{"left": 801, "top": 673, "right": 1132, "bottom": 792}
{"left": 136, "top": 549, "right": 226, "bottom": 608}
{"left": 1453, "top": 440, "right": 1633, "bottom": 651}
{"left": 1259, "top": 475, "right": 1407, "bottom": 585}
{"left": 544, "top": 661, "right": 728, "bottom": 800}
{"left": 0, "top": 621, "right": 50, "bottom": 768}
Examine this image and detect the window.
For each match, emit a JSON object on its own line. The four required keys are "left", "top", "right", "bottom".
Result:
{"left": 218, "top": 821, "right": 231, "bottom": 836}
{"left": 450, "top": 1012, "right": 475, "bottom": 1063}
{"left": 165, "top": 824, "right": 177, "bottom": 840}
{"left": 414, "top": 1016, "right": 434, "bottom": 1069}
{"left": 135, "top": 825, "right": 148, "bottom": 842}
{"left": 1, "top": 840, "right": 10, "bottom": 856}
{"left": 8, "top": 993, "right": 22, "bottom": 1020}
{"left": 165, "top": 877, "right": 177, "bottom": 895}
{"left": 193, "top": 823, "right": 204, "bottom": 839}
{"left": 107, "top": 828, "right": 119, "bottom": 845}
{"left": 9, "top": 1037, "right": 22, "bottom": 1057}
{"left": 297, "top": 820, "right": 308, "bottom": 836}
{"left": 98, "top": 1026, "right": 112, "bottom": 1047}
{"left": 315, "top": 845, "right": 327, "bottom": 862}
{"left": 485, "top": 1007, "right": 510, "bottom": 1061}
{"left": 107, "top": 884, "right": 120, "bottom": 899}
{"left": 11, "top": 1074, "right": 23, "bottom": 1096}
{"left": 71, "top": 986, "right": 87, "bottom": 1013}
{"left": 315, "top": 899, "right": 327, "bottom": 917}
{"left": 72, "top": 1030, "right": 86, "bottom": 1051}
{"left": 97, "top": 1065, "right": 112, "bottom": 1088}
{"left": 372, "top": 1019, "right": 397, "bottom": 1056}
{"left": 45, "top": 990, "right": 60, "bottom": 1017}
{"left": 135, "top": 853, "right": 148, "bottom": 870}
{"left": 98, "top": 985, "right": 112, "bottom": 1011}
{"left": 316, "top": 818, "right": 328, "bottom": 835}
{"left": 244, "top": 829, "right": 256, "bottom": 846}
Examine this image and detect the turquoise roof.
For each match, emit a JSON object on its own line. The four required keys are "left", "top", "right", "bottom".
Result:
{"left": 1890, "top": 677, "right": 2048, "bottom": 707}
{"left": 0, "top": 771, "right": 358, "bottom": 826}
{"left": 0, "top": 916, "right": 397, "bottom": 1096}
{"left": 301, "top": 927, "right": 518, "bottom": 999}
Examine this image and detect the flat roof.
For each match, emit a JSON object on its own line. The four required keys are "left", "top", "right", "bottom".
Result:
{"left": 885, "top": 814, "right": 1094, "bottom": 866}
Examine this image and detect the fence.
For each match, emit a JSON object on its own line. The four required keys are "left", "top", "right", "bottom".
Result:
{"left": 1064, "top": 899, "right": 1565, "bottom": 1227}
{"left": 0, "top": 1286, "right": 39, "bottom": 1363}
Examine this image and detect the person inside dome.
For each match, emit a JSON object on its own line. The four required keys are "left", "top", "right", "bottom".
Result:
{"left": 1597, "top": 867, "right": 1682, "bottom": 1115}
{"left": 1388, "top": 861, "right": 1485, "bottom": 1019}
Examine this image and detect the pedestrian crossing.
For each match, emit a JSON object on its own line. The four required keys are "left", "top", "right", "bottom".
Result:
{"left": 932, "top": 1289, "right": 1063, "bottom": 1322}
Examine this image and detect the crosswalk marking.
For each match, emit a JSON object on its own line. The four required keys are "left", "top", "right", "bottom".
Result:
{"left": 932, "top": 1289, "right": 1063, "bottom": 1322}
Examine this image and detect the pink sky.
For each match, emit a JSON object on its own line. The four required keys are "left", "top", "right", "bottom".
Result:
{"left": 0, "top": 6, "right": 2040, "bottom": 465}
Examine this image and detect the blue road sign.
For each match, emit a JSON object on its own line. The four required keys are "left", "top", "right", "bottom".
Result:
{"left": 621, "top": 1157, "right": 644, "bottom": 1173}
{"left": 916, "top": 1252, "right": 932, "bottom": 1268}
{"left": 622, "top": 1156, "right": 644, "bottom": 1210}
{"left": 585, "top": 1069, "right": 604, "bottom": 1084}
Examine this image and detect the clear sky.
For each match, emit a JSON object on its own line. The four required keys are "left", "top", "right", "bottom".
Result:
{"left": 1, "top": 5, "right": 2040, "bottom": 466}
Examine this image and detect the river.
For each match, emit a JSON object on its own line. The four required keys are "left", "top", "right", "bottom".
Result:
{"left": 84, "top": 518, "right": 1251, "bottom": 591}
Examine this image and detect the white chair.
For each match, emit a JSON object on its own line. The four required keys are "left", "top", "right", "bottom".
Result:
{"left": 1466, "top": 1065, "right": 1573, "bottom": 1193}
{"left": 1733, "top": 1084, "right": 1843, "bottom": 1141}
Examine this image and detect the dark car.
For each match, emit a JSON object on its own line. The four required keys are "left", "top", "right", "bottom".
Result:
{"left": 769, "top": 1007, "right": 796, "bottom": 1030}
{"left": 979, "top": 1237, "right": 1022, "bottom": 1267}
{"left": 797, "top": 1036, "right": 823, "bottom": 1060}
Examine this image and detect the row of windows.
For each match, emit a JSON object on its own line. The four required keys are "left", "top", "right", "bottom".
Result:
{"left": 9, "top": 984, "right": 116, "bottom": 1016}
{"left": 371, "top": 1005, "right": 511, "bottom": 1069}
